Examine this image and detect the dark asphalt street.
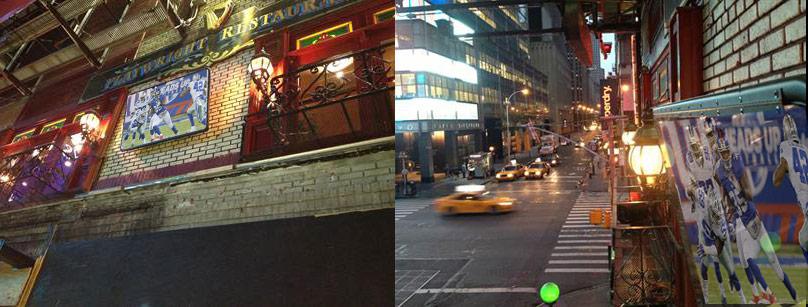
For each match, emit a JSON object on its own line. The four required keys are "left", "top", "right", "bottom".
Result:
{"left": 395, "top": 136, "right": 612, "bottom": 307}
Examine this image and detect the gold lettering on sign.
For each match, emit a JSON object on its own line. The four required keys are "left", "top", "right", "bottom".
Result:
{"left": 602, "top": 85, "right": 612, "bottom": 117}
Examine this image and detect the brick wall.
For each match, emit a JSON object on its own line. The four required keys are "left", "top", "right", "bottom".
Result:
{"left": 702, "top": 0, "right": 806, "bottom": 93}
{"left": 95, "top": 49, "right": 251, "bottom": 188}
{"left": 0, "top": 147, "right": 394, "bottom": 255}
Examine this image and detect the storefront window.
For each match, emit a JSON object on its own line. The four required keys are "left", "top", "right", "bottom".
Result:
{"left": 397, "top": 73, "right": 416, "bottom": 98}
{"left": 658, "top": 65, "right": 669, "bottom": 102}
{"left": 296, "top": 22, "right": 353, "bottom": 49}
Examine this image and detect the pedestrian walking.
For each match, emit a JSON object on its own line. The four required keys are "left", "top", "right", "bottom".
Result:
{"left": 401, "top": 167, "right": 409, "bottom": 194}
{"left": 461, "top": 163, "right": 468, "bottom": 178}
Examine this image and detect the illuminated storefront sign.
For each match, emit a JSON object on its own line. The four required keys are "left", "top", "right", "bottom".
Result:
{"left": 600, "top": 78, "right": 618, "bottom": 117}
{"left": 395, "top": 98, "right": 479, "bottom": 121}
{"left": 81, "top": 0, "right": 351, "bottom": 101}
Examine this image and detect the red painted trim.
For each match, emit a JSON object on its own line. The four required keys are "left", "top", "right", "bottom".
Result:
{"left": 672, "top": 7, "right": 703, "bottom": 101}
{"left": 94, "top": 152, "right": 240, "bottom": 190}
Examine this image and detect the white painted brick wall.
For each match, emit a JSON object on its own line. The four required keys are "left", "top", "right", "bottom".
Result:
{"left": 703, "top": 0, "right": 805, "bottom": 94}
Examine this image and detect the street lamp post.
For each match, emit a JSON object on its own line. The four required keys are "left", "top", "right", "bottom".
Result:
{"left": 504, "top": 89, "right": 528, "bottom": 162}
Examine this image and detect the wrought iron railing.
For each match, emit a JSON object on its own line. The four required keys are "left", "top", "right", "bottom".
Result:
{"left": 612, "top": 225, "right": 680, "bottom": 306}
{"left": 0, "top": 140, "right": 82, "bottom": 210}
{"left": 242, "top": 43, "right": 394, "bottom": 160}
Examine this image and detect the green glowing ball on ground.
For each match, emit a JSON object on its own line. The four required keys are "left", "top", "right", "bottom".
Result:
{"left": 539, "top": 282, "right": 560, "bottom": 304}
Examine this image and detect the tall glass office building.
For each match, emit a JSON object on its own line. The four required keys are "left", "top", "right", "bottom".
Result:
{"left": 395, "top": 0, "right": 548, "bottom": 182}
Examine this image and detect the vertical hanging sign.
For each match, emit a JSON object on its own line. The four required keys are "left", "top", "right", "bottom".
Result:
{"left": 600, "top": 78, "right": 619, "bottom": 117}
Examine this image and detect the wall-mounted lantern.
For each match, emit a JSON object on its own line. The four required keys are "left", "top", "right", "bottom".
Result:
{"left": 628, "top": 119, "right": 666, "bottom": 187}
{"left": 247, "top": 49, "right": 273, "bottom": 103}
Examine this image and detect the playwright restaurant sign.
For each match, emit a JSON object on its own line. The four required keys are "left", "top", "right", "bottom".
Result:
{"left": 81, "top": 0, "right": 351, "bottom": 101}
{"left": 600, "top": 78, "right": 619, "bottom": 117}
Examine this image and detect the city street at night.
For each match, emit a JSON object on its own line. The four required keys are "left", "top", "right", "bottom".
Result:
{"left": 395, "top": 135, "right": 612, "bottom": 307}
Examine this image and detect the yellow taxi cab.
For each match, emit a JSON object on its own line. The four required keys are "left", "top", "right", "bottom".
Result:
{"left": 495, "top": 164, "right": 525, "bottom": 181}
{"left": 524, "top": 162, "right": 550, "bottom": 179}
{"left": 433, "top": 185, "right": 515, "bottom": 214}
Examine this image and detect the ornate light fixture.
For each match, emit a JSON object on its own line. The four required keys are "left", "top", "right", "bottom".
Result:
{"left": 621, "top": 121, "right": 638, "bottom": 146}
{"left": 79, "top": 112, "right": 100, "bottom": 139}
{"left": 628, "top": 118, "right": 666, "bottom": 187}
{"left": 247, "top": 48, "right": 274, "bottom": 105}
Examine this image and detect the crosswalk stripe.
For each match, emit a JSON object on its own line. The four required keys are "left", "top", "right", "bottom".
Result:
{"left": 561, "top": 225, "right": 602, "bottom": 228}
{"left": 548, "top": 260, "right": 608, "bottom": 264}
{"left": 557, "top": 240, "right": 611, "bottom": 244}
{"left": 544, "top": 268, "right": 609, "bottom": 273}
{"left": 564, "top": 221, "right": 589, "bottom": 224}
{"left": 554, "top": 246, "right": 609, "bottom": 250}
{"left": 560, "top": 230, "right": 610, "bottom": 234}
{"left": 558, "top": 234, "right": 611, "bottom": 238}
{"left": 551, "top": 252, "right": 607, "bottom": 257}
{"left": 566, "top": 217, "right": 589, "bottom": 220}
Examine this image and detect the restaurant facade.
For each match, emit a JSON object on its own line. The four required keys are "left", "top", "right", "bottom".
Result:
{"left": 0, "top": 0, "right": 393, "bottom": 304}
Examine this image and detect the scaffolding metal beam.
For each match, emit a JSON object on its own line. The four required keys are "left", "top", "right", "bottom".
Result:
{"left": 158, "top": 0, "right": 186, "bottom": 38}
{"left": 454, "top": 28, "right": 563, "bottom": 38}
{"left": 38, "top": 0, "right": 101, "bottom": 68}
{"left": 396, "top": 0, "right": 538, "bottom": 13}
{"left": 0, "top": 70, "right": 32, "bottom": 96}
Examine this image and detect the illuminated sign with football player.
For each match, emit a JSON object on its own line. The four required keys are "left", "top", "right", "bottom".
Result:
{"left": 121, "top": 68, "right": 209, "bottom": 150}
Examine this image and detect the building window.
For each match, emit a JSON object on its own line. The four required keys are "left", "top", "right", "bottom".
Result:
{"left": 296, "top": 22, "right": 353, "bottom": 49}
{"left": 396, "top": 73, "right": 416, "bottom": 98}
{"left": 11, "top": 128, "right": 37, "bottom": 143}
{"left": 658, "top": 65, "right": 668, "bottom": 102}
{"left": 41, "top": 118, "right": 66, "bottom": 134}
{"left": 373, "top": 7, "right": 395, "bottom": 23}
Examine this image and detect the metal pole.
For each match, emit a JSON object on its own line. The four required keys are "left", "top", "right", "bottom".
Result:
{"left": 505, "top": 99, "right": 511, "bottom": 162}
{"left": 503, "top": 90, "right": 522, "bottom": 163}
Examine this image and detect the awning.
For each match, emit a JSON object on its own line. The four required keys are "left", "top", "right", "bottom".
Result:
{"left": 652, "top": 75, "right": 806, "bottom": 119}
